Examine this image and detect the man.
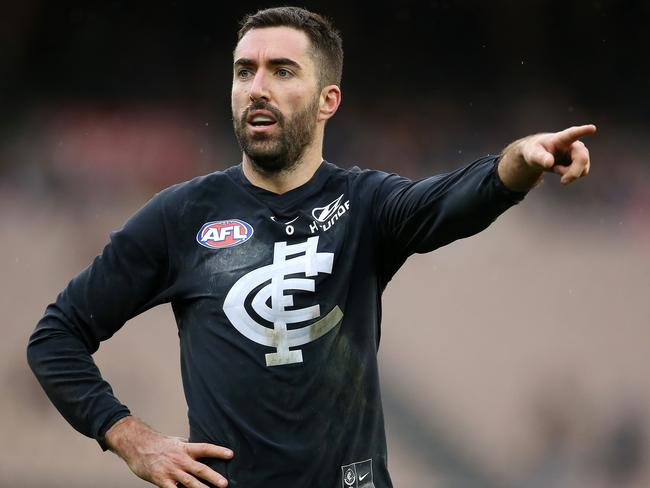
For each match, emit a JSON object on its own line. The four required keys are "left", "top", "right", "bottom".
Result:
{"left": 27, "top": 6, "right": 595, "bottom": 488}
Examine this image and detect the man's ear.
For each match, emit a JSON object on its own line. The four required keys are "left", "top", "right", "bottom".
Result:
{"left": 318, "top": 85, "right": 341, "bottom": 121}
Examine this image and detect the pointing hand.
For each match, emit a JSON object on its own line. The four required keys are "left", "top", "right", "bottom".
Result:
{"left": 498, "top": 124, "right": 597, "bottom": 191}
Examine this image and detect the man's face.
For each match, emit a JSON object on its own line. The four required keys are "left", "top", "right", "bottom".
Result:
{"left": 232, "top": 27, "right": 322, "bottom": 173}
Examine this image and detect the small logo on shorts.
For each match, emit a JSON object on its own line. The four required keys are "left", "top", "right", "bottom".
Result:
{"left": 343, "top": 468, "right": 356, "bottom": 486}
{"left": 341, "top": 459, "right": 374, "bottom": 488}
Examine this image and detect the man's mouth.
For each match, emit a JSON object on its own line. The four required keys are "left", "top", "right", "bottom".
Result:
{"left": 247, "top": 110, "right": 279, "bottom": 129}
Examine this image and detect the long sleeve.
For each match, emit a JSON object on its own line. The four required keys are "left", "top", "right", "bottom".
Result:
{"left": 26, "top": 190, "right": 177, "bottom": 450}
{"left": 371, "top": 155, "right": 527, "bottom": 285}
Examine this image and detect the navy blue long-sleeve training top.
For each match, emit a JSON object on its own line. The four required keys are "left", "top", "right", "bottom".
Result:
{"left": 27, "top": 156, "right": 526, "bottom": 488}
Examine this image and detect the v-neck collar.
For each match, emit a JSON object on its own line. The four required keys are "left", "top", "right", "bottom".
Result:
{"left": 226, "top": 160, "right": 336, "bottom": 212}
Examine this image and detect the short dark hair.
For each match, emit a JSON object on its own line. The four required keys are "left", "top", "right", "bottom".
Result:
{"left": 237, "top": 6, "right": 343, "bottom": 88}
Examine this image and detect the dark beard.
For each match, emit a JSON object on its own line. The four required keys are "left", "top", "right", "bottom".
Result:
{"left": 233, "top": 97, "right": 319, "bottom": 174}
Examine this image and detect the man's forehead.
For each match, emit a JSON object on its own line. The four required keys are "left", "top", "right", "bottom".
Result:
{"left": 234, "top": 26, "right": 313, "bottom": 66}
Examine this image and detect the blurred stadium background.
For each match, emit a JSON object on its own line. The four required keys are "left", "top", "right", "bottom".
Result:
{"left": 1, "top": 1, "right": 649, "bottom": 486}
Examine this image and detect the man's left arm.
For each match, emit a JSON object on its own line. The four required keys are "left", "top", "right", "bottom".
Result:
{"left": 370, "top": 124, "right": 596, "bottom": 284}
{"left": 498, "top": 124, "right": 596, "bottom": 192}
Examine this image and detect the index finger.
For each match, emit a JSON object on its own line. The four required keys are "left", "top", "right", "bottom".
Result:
{"left": 554, "top": 124, "right": 597, "bottom": 146}
{"left": 185, "top": 442, "right": 234, "bottom": 460}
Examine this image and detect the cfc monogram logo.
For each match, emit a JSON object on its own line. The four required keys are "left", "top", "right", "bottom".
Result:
{"left": 223, "top": 236, "right": 343, "bottom": 366}
{"left": 341, "top": 459, "right": 375, "bottom": 488}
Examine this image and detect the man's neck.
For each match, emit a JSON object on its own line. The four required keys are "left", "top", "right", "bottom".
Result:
{"left": 241, "top": 144, "right": 324, "bottom": 195}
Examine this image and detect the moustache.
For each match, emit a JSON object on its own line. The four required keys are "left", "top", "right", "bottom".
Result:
{"left": 242, "top": 101, "right": 284, "bottom": 125}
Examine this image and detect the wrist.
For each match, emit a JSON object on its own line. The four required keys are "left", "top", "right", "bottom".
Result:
{"left": 104, "top": 415, "right": 150, "bottom": 459}
{"left": 498, "top": 138, "right": 544, "bottom": 192}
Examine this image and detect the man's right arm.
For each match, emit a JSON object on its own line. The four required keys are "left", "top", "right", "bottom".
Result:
{"left": 26, "top": 191, "right": 176, "bottom": 449}
{"left": 26, "top": 189, "right": 235, "bottom": 487}
{"left": 24, "top": 191, "right": 231, "bottom": 488}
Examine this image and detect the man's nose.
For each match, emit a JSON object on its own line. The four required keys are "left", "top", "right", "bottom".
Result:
{"left": 249, "top": 70, "right": 271, "bottom": 101}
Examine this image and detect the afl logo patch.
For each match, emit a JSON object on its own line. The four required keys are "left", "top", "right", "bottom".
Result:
{"left": 197, "top": 219, "right": 253, "bottom": 249}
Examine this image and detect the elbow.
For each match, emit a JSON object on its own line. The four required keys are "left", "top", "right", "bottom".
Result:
{"left": 26, "top": 325, "right": 49, "bottom": 378}
{"left": 26, "top": 311, "right": 72, "bottom": 378}
{"left": 26, "top": 303, "right": 101, "bottom": 382}
{"left": 26, "top": 336, "right": 35, "bottom": 371}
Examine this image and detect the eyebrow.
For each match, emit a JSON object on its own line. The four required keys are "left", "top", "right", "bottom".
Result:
{"left": 234, "top": 57, "right": 302, "bottom": 70}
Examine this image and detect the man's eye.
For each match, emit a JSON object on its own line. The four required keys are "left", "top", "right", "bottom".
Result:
{"left": 237, "top": 69, "right": 252, "bottom": 79}
{"left": 277, "top": 69, "right": 291, "bottom": 78}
